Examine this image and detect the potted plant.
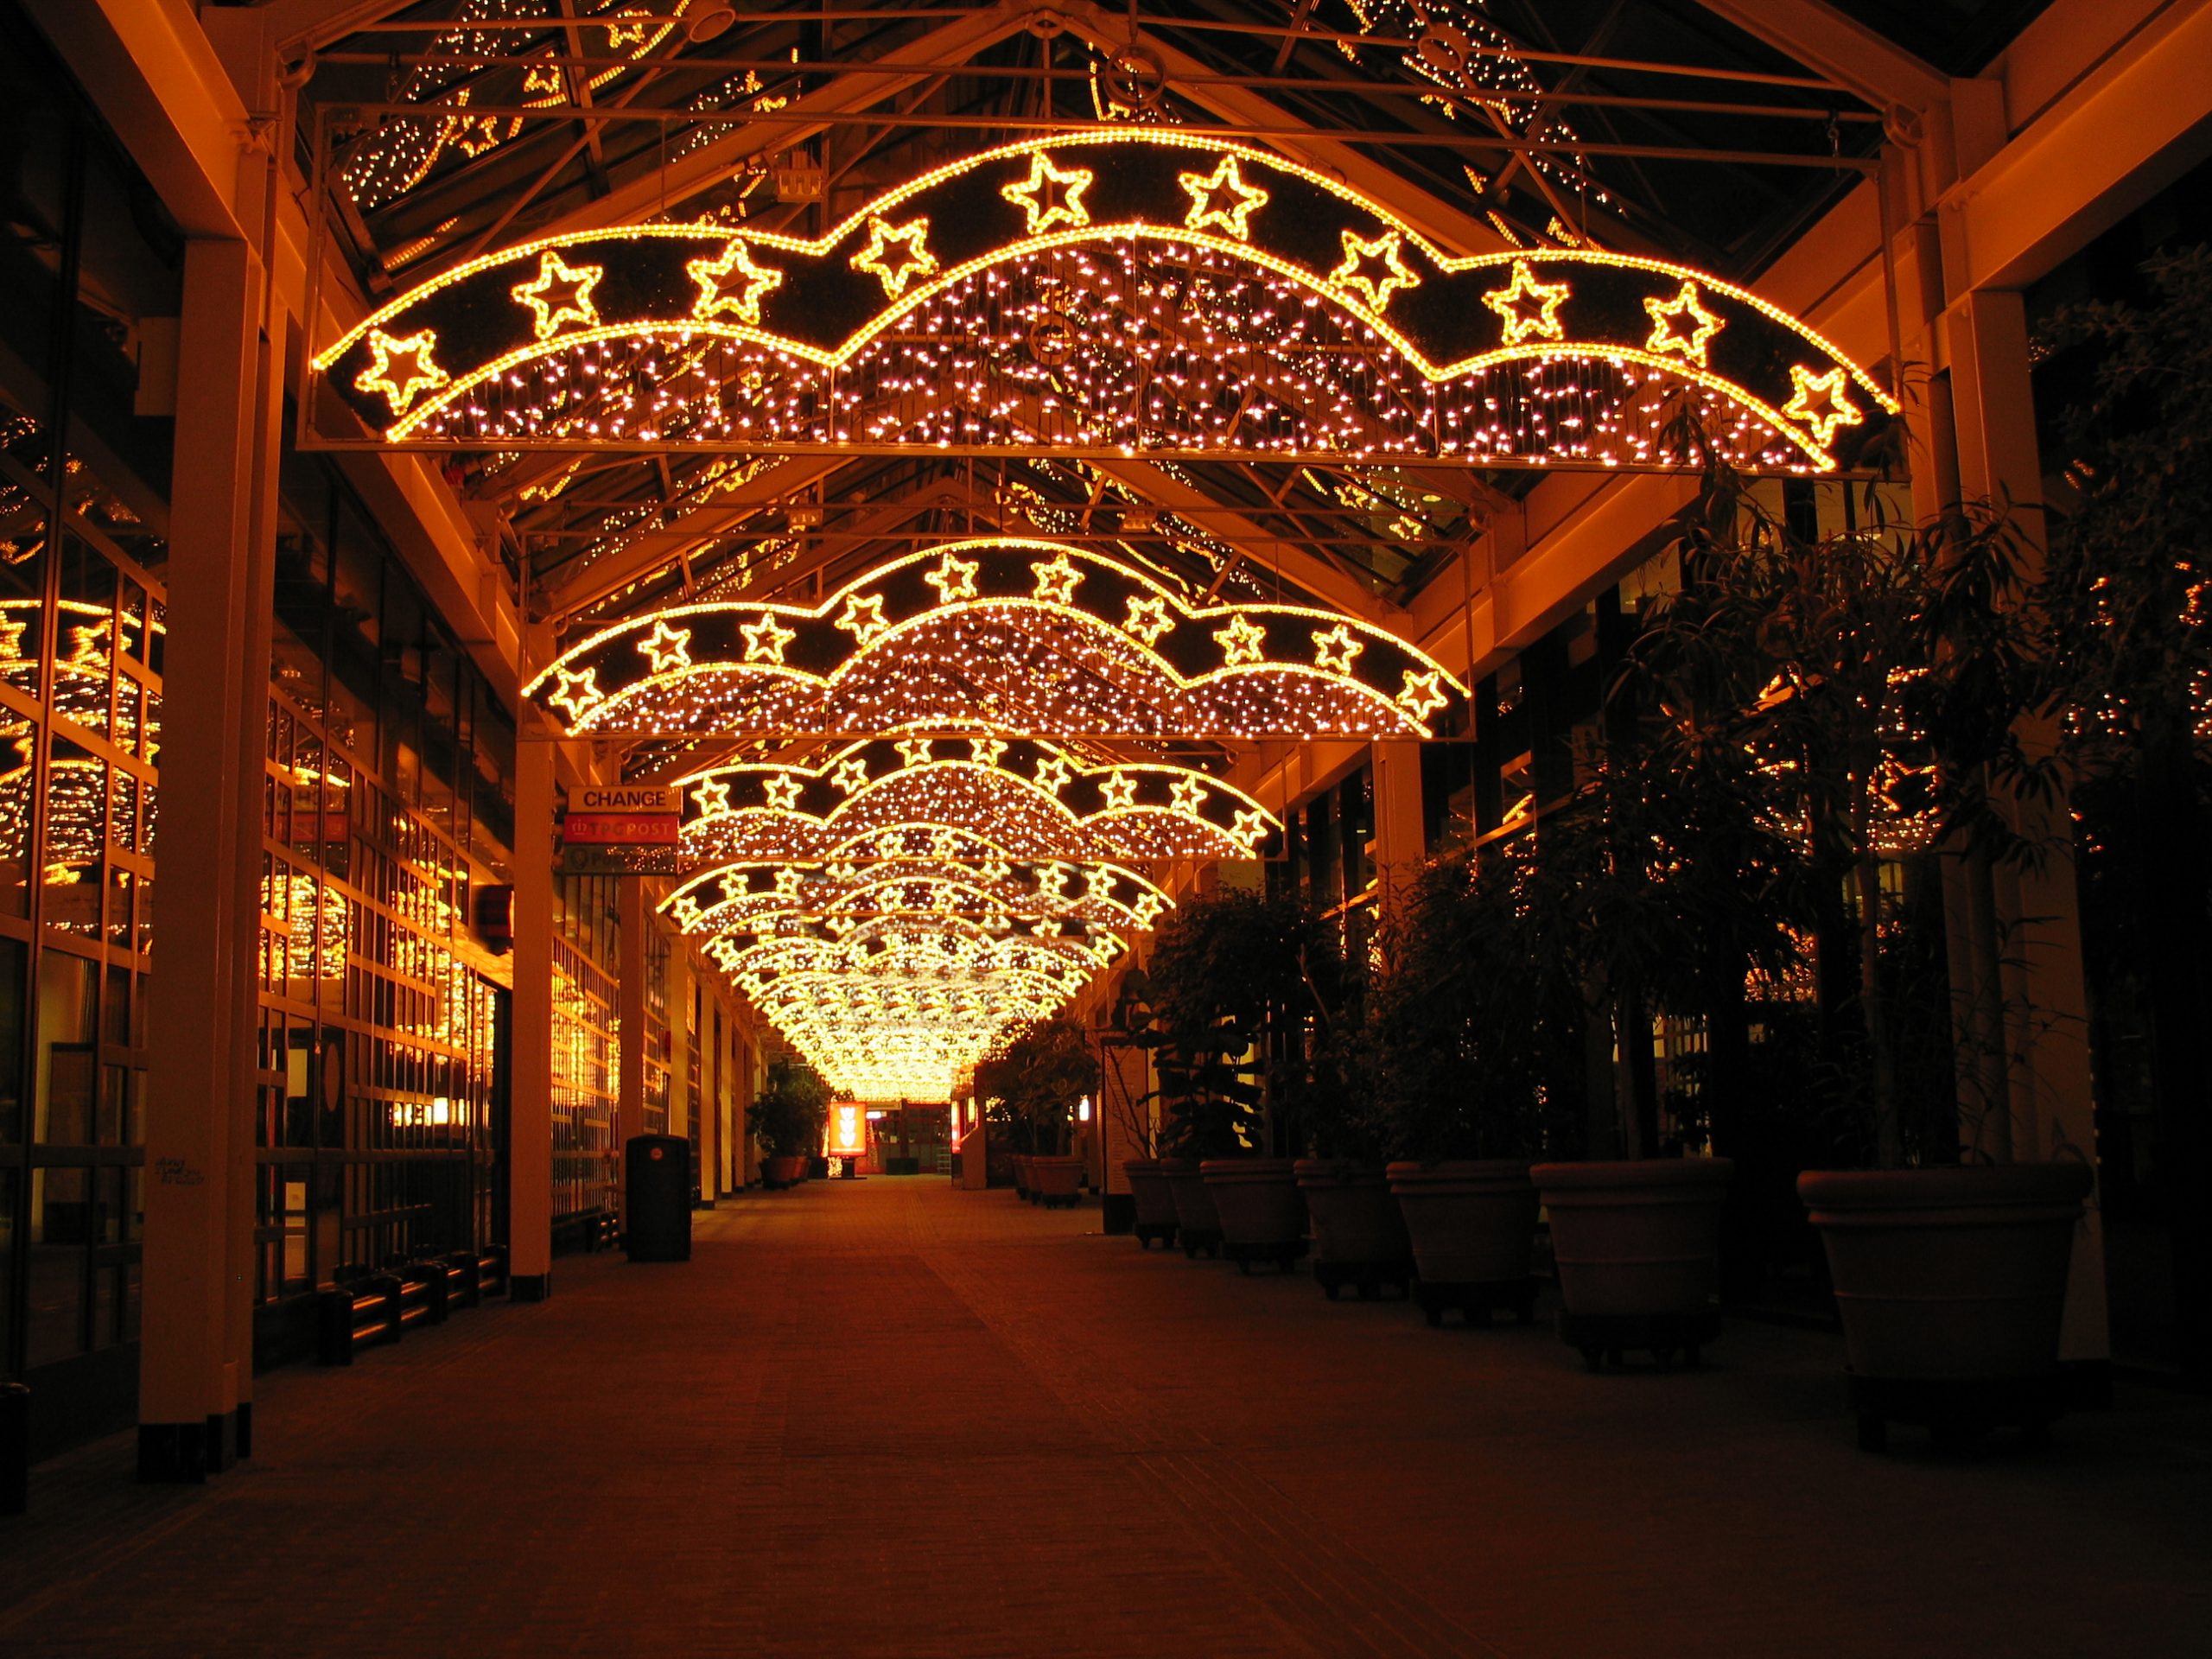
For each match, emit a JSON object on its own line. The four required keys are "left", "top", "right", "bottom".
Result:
{"left": 1370, "top": 843, "right": 1586, "bottom": 1326}
{"left": 747, "top": 1060, "right": 830, "bottom": 1190}
{"left": 976, "top": 1015, "right": 1097, "bottom": 1211}
{"left": 1287, "top": 934, "right": 1409, "bottom": 1299}
{"left": 1143, "top": 888, "right": 1331, "bottom": 1270}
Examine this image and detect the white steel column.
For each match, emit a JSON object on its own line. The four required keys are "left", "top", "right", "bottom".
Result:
{"left": 138, "top": 236, "right": 270, "bottom": 1481}
{"left": 616, "top": 875, "right": 647, "bottom": 1176}
{"left": 1947, "top": 288, "right": 2109, "bottom": 1364}
{"left": 509, "top": 719, "right": 556, "bottom": 1300}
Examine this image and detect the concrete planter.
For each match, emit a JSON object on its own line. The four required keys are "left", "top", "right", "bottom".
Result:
{"left": 1160, "top": 1158, "right": 1222, "bottom": 1258}
{"left": 1200, "top": 1159, "right": 1307, "bottom": 1273}
{"left": 762, "top": 1154, "right": 809, "bottom": 1189}
{"left": 1798, "top": 1162, "right": 2093, "bottom": 1449}
{"left": 1535, "top": 1159, "right": 1733, "bottom": 1370}
{"left": 1122, "top": 1160, "right": 1179, "bottom": 1249}
{"left": 1030, "top": 1155, "right": 1083, "bottom": 1208}
{"left": 1386, "top": 1160, "right": 1539, "bottom": 1325}
{"left": 1294, "top": 1160, "right": 1412, "bottom": 1299}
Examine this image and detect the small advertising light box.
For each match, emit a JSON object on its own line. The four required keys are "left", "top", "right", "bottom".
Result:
{"left": 559, "top": 783, "right": 681, "bottom": 874}
{"left": 827, "top": 1101, "right": 868, "bottom": 1178}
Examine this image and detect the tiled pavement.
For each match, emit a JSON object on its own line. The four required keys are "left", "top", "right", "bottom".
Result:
{"left": 3, "top": 1179, "right": 2209, "bottom": 1657}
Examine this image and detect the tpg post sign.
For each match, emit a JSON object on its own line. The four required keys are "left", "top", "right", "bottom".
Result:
{"left": 559, "top": 783, "right": 681, "bottom": 874}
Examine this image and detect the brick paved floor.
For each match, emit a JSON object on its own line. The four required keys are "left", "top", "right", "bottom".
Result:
{"left": 3, "top": 1179, "right": 2209, "bottom": 1657}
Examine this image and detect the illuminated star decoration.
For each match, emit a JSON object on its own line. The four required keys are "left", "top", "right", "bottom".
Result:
{"left": 1330, "top": 229, "right": 1421, "bottom": 314}
{"left": 835, "top": 592, "right": 892, "bottom": 645}
{"left": 1230, "top": 808, "right": 1271, "bottom": 852}
{"left": 1643, "top": 279, "right": 1725, "bottom": 368}
{"left": 690, "top": 777, "right": 733, "bottom": 815}
{"left": 740, "top": 614, "right": 797, "bottom": 664}
{"left": 547, "top": 664, "right": 601, "bottom": 721}
{"left": 510, "top": 251, "right": 604, "bottom": 340}
{"left": 763, "top": 774, "right": 804, "bottom": 811}
{"left": 689, "top": 238, "right": 785, "bottom": 325}
{"left": 638, "top": 620, "right": 693, "bottom": 672}
{"left": 1397, "top": 669, "right": 1448, "bottom": 723}
{"left": 1030, "top": 555, "right": 1083, "bottom": 605}
{"left": 1122, "top": 595, "right": 1173, "bottom": 647}
{"left": 1214, "top": 613, "right": 1268, "bottom": 668}
{"left": 850, "top": 215, "right": 938, "bottom": 299}
{"left": 1000, "top": 150, "right": 1095, "bottom": 236}
{"left": 354, "top": 327, "right": 448, "bottom": 416}
{"left": 1169, "top": 775, "right": 1207, "bottom": 815}
{"left": 969, "top": 737, "right": 1008, "bottom": 766}
{"left": 1033, "top": 755, "right": 1072, "bottom": 794}
{"left": 1783, "top": 365, "right": 1865, "bottom": 449}
{"left": 897, "top": 737, "right": 934, "bottom": 767}
{"left": 831, "top": 757, "right": 871, "bottom": 793}
{"left": 1312, "top": 625, "right": 1363, "bottom": 675}
{"left": 1099, "top": 772, "right": 1139, "bottom": 810}
{"left": 1179, "top": 156, "right": 1269, "bottom": 240}
{"left": 1484, "top": 260, "right": 1572, "bottom": 346}
{"left": 923, "top": 552, "right": 979, "bottom": 603}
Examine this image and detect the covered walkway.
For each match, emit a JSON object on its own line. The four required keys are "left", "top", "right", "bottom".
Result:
{"left": 4, "top": 1181, "right": 2207, "bottom": 1658}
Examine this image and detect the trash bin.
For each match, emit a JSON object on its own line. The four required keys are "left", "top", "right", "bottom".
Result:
{"left": 625, "top": 1134, "right": 691, "bottom": 1262}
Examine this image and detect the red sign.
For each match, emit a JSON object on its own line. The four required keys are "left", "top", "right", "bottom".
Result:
{"left": 561, "top": 813, "right": 681, "bottom": 845}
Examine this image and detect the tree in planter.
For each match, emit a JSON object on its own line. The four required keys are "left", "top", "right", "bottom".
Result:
{"left": 1142, "top": 886, "right": 1341, "bottom": 1160}
{"left": 975, "top": 1014, "right": 1099, "bottom": 1157}
{"left": 746, "top": 1059, "right": 830, "bottom": 1160}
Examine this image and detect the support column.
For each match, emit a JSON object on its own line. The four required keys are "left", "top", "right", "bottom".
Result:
{"left": 1368, "top": 741, "right": 1427, "bottom": 906}
{"left": 696, "top": 995, "right": 719, "bottom": 1199}
{"left": 667, "top": 944, "right": 690, "bottom": 1147}
{"left": 138, "top": 237, "right": 269, "bottom": 1482}
{"left": 616, "top": 875, "right": 646, "bottom": 1198}
{"left": 1948, "top": 287, "right": 2109, "bottom": 1366}
{"left": 509, "top": 719, "right": 556, "bottom": 1301}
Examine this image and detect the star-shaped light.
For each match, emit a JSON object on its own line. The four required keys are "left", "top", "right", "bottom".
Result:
{"left": 1397, "top": 669, "right": 1449, "bottom": 722}
{"left": 980, "top": 858, "right": 1012, "bottom": 884}
{"left": 740, "top": 614, "right": 796, "bottom": 664}
{"left": 1099, "top": 772, "right": 1139, "bottom": 810}
{"left": 1484, "top": 260, "right": 1572, "bottom": 346}
{"left": 896, "top": 737, "right": 934, "bottom": 767}
{"left": 689, "top": 238, "right": 785, "bottom": 325}
{"left": 831, "top": 757, "right": 871, "bottom": 794}
{"left": 835, "top": 592, "right": 892, "bottom": 645}
{"left": 850, "top": 215, "right": 937, "bottom": 298}
{"left": 763, "top": 774, "right": 803, "bottom": 811}
{"left": 511, "top": 250, "right": 604, "bottom": 341}
{"left": 1169, "top": 775, "right": 1208, "bottom": 815}
{"left": 1214, "top": 613, "right": 1269, "bottom": 667}
{"left": 923, "top": 552, "right": 979, "bottom": 604}
{"left": 969, "top": 737, "right": 1008, "bottom": 767}
{"left": 670, "top": 894, "right": 703, "bottom": 929}
{"left": 1122, "top": 595, "right": 1173, "bottom": 647}
{"left": 1330, "top": 229, "right": 1421, "bottom": 314}
{"left": 1643, "top": 279, "right": 1725, "bottom": 368}
{"left": 1033, "top": 755, "right": 1072, "bottom": 794}
{"left": 829, "top": 860, "right": 861, "bottom": 883}
{"left": 1131, "top": 893, "right": 1166, "bottom": 930}
{"left": 930, "top": 827, "right": 963, "bottom": 859}
{"left": 1034, "top": 917, "right": 1064, "bottom": 939}
{"left": 1312, "top": 625, "right": 1364, "bottom": 675}
{"left": 1783, "top": 364, "right": 1865, "bottom": 449}
{"left": 354, "top": 327, "right": 448, "bottom": 416}
{"left": 637, "top": 619, "right": 692, "bottom": 672}
{"left": 546, "top": 664, "right": 601, "bottom": 721}
{"left": 1039, "top": 862, "right": 1075, "bottom": 896}
{"left": 1030, "top": 555, "right": 1082, "bottom": 604}
{"left": 773, "top": 865, "right": 806, "bottom": 898}
{"left": 1179, "top": 156, "right": 1269, "bottom": 240}
{"left": 1001, "top": 151, "right": 1094, "bottom": 236}
{"left": 690, "top": 776, "right": 733, "bottom": 816}
{"left": 1230, "top": 807, "right": 1271, "bottom": 851}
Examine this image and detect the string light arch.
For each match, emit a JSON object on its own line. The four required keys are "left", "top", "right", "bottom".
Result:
{"left": 524, "top": 537, "right": 1462, "bottom": 741}
{"left": 313, "top": 130, "right": 1894, "bottom": 472}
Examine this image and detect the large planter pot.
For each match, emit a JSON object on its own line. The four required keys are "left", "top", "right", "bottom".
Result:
{"left": 1386, "top": 1160, "right": 1539, "bottom": 1325}
{"left": 1200, "top": 1159, "right": 1307, "bottom": 1274}
{"left": 1294, "top": 1160, "right": 1413, "bottom": 1300}
{"left": 1535, "top": 1159, "right": 1734, "bottom": 1370}
{"left": 1160, "top": 1158, "right": 1222, "bottom": 1258}
{"left": 1030, "top": 1155, "right": 1083, "bottom": 1209}
{"left": 1122, "top": 1160, "right": 1179, "bottom": 1249}
{"left": 1798, "top": 1162, "right": 2093, "bottom": 1450}
{"left": 762, "top": 1154, "right": 808, "bottom": 1189}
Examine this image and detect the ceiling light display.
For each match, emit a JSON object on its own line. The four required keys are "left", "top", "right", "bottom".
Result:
{"left": 675, "top": 735, "right": 1278, "bottom": 864}
{"left": 524, "top": 538, "right": 1462, "bottom": 741}
{"left": 315, "top": 132, "right": 1892, "bottom": 470}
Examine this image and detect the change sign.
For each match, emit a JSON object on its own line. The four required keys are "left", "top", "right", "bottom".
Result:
{"left": 560, "top": 783, "right": 681, "bottom": 874}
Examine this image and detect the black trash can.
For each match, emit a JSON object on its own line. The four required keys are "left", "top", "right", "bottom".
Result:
{"left": 625, "top": 1135, "right": 692, "bottom": 1262}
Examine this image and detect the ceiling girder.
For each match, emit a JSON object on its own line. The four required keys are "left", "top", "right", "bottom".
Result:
{"left": 1687, "top": 0, "right": 1949, "bottom": 114}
